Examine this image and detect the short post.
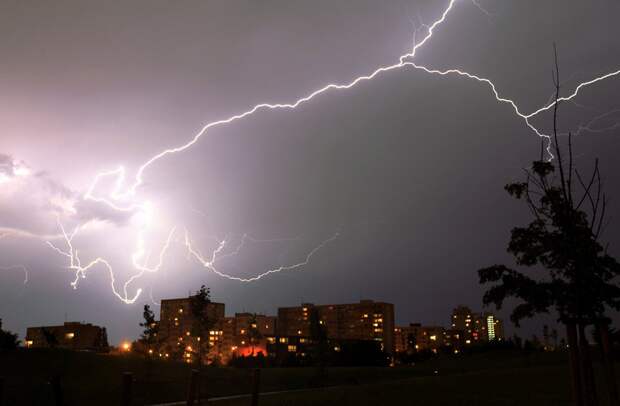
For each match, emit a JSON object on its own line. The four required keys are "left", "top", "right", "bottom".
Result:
{"left": 187, "top": 369, "right": 199, "bottom": 406}
{"left": 251, "top": 368, "right": 261, "bottom": 406}
{"left": 120, "top": 372, "right": 133, "bottom": 406}
{"left": 0, "top": 376, "right": 4, "bottom": 406}
{"left": 50, "top": 375, "right": 63, "bottom": 406}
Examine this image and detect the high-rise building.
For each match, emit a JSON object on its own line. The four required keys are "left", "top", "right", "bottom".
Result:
{"left": 276, "top": 300, "right": 395, "bottom": 353}
{"left": 482, "top": 312, "right": 504, "bottom": 341}
{"left": 25, "top": 322, "right": 109, "bottom": 352}
{"left": 450, "top": 305, "right": 504, "bottom": 345}
{"left": 451, "top": 305, "right": 474, "bottom": 339}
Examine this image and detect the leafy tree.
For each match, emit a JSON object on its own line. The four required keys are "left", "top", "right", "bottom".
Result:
{"left": 308, "top": 307, "right": 329, "bottom": 384}
{"left": 0, "top": 318, "right": 20, "bottom": 350}
{"left": 189, "top": 285, "right": 215, "bottom": 366}
{"left": 139, "top": 304, "right": 159, "bottom": 353}
{"left": 42, "top": 328, "right": 58, "bottom": 348}
{"left": 247, "top": 313, "right": 263, "bottom": 356}
{"left": 478, "top": 52, "right": 620, "bottom": 406}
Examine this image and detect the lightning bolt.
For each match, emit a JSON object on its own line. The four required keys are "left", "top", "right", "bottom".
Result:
{"left": 33, "top": 0, "right": 620, "bottom": 302}
{"left": 46, "top": 219, "right": 176, "bottom": 304}
{"left": 573, "top": 108, "right": 620, "bottom": 137}
{"left": 184, "top": 230, "right": 339, "bottom": 283}
{"left": 0, "top": 264, "right": 29, "bottom": 285}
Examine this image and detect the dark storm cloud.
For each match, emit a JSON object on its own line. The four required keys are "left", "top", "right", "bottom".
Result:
{"left": 0, "top": 0, "right": 619, "bottom": 343}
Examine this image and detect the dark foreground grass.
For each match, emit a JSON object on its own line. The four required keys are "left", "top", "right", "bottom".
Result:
{"left": 0, "top": 348, "right": 603, "bottom": 406}
{"left": 215, "top": 364, "right": 573, "bottom": 406}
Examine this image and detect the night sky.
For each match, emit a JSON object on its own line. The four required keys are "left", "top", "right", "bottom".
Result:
{"left": 1, "top": 0, "right": 619, "bottom": 345}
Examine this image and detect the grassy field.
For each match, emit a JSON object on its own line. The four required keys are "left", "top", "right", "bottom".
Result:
{"left": 0, "top": 348, "right": 607, "bottom": 405}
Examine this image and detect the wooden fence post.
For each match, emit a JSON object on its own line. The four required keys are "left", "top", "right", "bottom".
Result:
{"left": 566, "top": 322, "right": 584, "bottom": 406}
{"left": 120, "top": 372, "right": 133, "bottom": 406}
{"left": 599, "top": 323, "right": 619, "bottom": 406}
{"left": 251, "top": 368, "right": 261, "bottom": 406}
{"left": 187, "top": 369, "right": 199, "bottom": 406}
{"left": 50, "top": 375, "right": 63, "bottom": 406}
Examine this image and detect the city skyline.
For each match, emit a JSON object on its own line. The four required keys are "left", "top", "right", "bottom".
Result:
{"left": 22, "top": 295, "right": 504, "bottom": 357}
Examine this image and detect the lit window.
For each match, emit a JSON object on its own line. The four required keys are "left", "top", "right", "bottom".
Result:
{"left": 297, "top": 330, "right": 302, "bottom": 335}
{"left": 65, "top": 333, "right": 75, "bottom": 339}
{"left": 287, "top": 345, "right": 297, "bottom": 352}
{"left": 279, "top": 337, "right": 288, "bottom": 343}
{"left": 430, "top": 335, "right": 437, "bottom": 341}
{"left": 240, "top": 329, "right": 246, "bottom": 334}
{"left": 178, "top": 308, "right": 183, "bottom": 313}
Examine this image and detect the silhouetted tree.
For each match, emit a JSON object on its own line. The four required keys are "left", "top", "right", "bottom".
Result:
{"left": 189, "top": 285, "right": 214, "bottom": 366}
{"left": 309, "top": 307, "right": 329, "bottom": 383}
{"left": 139, "top": 304, "right": 159, "bottom": 353}
{"left": 138, "top": 304, "right": 159, "bottom": 402}
{"left": 42, "top": 328, "right": 58, "bottom": 348}
{"left": 0, "top": 319, "right": 20, "bottom": 350}
{"left": 478, "top": 50, "right": 620, "bottom": 406}
{"left": 247, "top": 313, "right": 262, "bottom": 356}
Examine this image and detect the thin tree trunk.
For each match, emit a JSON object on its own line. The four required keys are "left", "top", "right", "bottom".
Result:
{"left": 579, "top": 323, "right": 598, "bottom": 406}
{"left": 567, "top": 322, "right": 585, "bottom": 406}
{"left": 598, "top": 323, "right": 619, "bottom": 406}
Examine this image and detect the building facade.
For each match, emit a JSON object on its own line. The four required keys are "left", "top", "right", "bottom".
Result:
{"left": 394, "top": 323, "right": 422, "bottom": 353}
{"left": 276, "top": 300, "right": 395, "bottom": 353}
{"left": 25, "top": 322, "right": 109, "bottom": 352}
{"left": 451, "top": 305, "right": 504, "bottom": 344}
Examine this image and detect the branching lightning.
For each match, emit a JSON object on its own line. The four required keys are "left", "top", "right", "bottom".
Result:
{"left": 46, "top": 219, "right": 176, "bottom": 304}
{"left": 0, "top": 264, "right": 29, "bottom": 285}
{"left": 184, "top": 229, "right": 339, "bottom": 283}
{"left": 2, "top": 0, "right": 616, "bottom": 303}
